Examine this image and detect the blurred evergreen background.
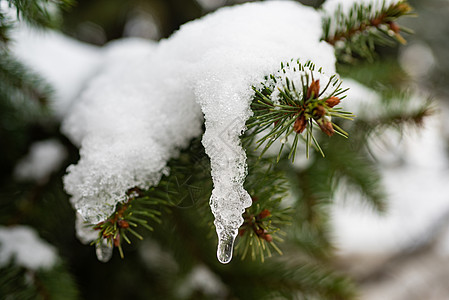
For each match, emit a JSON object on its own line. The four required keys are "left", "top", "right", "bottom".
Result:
{"left": 1, "top": 0, "right": 448, "bottom": 299}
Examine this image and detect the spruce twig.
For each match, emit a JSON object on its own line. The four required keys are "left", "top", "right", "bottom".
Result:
{"left": 235, "top": 157, "right": 292, "bottom": 262}
{"left": 322, "top": 0, "right": 414, "bottom": 62}
{"left": 245, "top": 60, "right": 353, "bottom": 162}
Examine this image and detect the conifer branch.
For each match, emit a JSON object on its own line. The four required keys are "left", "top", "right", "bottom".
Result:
{"left": 0, "top": 263, "right": 79, "bottom": 300}
{"left": 6, "top": 0, "right": 73, "bottom": 29}
{"left": 91, "top": 138, "right": 213, "bottom": 259}
{"left": 322, "top": 1, "right": 414, "bottom": 62}
{"left": 0, "top": 51, "right": 53, "bottom": 106}
{"left": 235, "top": 157, "right": 292, "bottom": 262}
{"left": 222, "top": 259, "right": 356, "bottom": 299}
{"left": 245, "top": 60, "right": 353, "bottom": 162}
{"left": 0, "top": 12, "right": 13, "bottom": 45}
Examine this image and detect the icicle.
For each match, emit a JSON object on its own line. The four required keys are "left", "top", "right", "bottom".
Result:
{"left": 216, "top": 228, "right": 237, "bottom": 264}
{"left": 208, "top": 185, "right": 252, "bottom": 264}
{"left": 95, "top": 239, "right": 113, "bottom": 262}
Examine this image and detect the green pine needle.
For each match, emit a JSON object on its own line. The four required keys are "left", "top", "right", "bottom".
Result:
{"left": 245, "top": 59, "right": 354, "bottom": 163}
{"left": 323, "top": 0, "right": 414, "bottom": 62}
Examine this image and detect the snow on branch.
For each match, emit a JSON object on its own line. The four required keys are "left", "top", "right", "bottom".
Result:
{"left": 60, "top": 1, "right": 336, "bottom": 263}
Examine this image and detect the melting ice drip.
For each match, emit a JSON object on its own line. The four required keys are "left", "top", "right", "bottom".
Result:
{"left": 207, "top": 151, "right": 252, "bottom": 264}
{"left": 95, "top": 239, "right": 113, "bottom": 262}
{"left": 216, "top": 226, "right": 237, "bottom": 264}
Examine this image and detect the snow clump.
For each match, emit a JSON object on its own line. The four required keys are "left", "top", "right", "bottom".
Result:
{"left": 61, "top": 1, "right": 336, "bottom": 263}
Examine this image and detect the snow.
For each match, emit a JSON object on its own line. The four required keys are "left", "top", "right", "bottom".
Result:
{"left": 139, "top": 239, "right": 179, "bottom": 272}
{"left": 399, "top": 42, "right": 436, "bottom": 79}
{"left": 339, "top": 79, "right": 382, "bottom": 120}
{"left": 177, "top": 265, "right": 228, "bottom": 298}
{"left": 0, "top": 225, "right": 57, "bottom": 270}
{"left": 62, "top": 37, "right": 203, "bottom": 224}
{"left": 14, "top": 139, "right": 67, "bottom": 182}
{"left": 170, "top": 1, "right": 335, "bottom": 263}
{"left": 322, "top": 0, "right": 399, "bottom": 14}
{"left": 58, "top": 0, "right": 336, "bottom": 263}
{"left": 74, "top": 213, "right": 98, "bottom": 245}
{"left": 331, "top": 81, "right": 449, "bottom": 255}
{"left": 321, "top": 0, "right": 401, "bottom": 42}
{"left": 11, "top": 25, "right": 101, "bottom": 118}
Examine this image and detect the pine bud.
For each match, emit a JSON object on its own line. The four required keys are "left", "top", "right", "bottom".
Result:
{"left": 258, "top": 209, "right": 271, "bottom": 219}
{"left": 256, "top": 228, "right": 264, "bottom": 236}
{"left": 118, "top": 219, "right": 129, "bottom": 228}
{"left": 388, "top": 21, "right": 400, "bottom": 33}
{"left": 313, "top": 105, "right": 326, "bottom": 118}
{"left": 319, "top": 121, "right": 334, "bottom": 136}
{"left": 371, "top": 18, "right": 382, "bottom": 27}
{"left": 396, "top": 3, "right": 412, "bottom": 14}
{"left": 113, "top": 234, "right": 120, "bottom": 247}
{"left": 325, "top": 97, "right": 341, "bottom": 108}
{"left": 293, "top": 114, "right": 307, "bottom": 134}
{"left": 263, "top": 234, "right": 273, "bottom": 242}
{"left": 306, "top": 79, "right": 320, "bottom": 100}
{"left": 238, "top": 228, "right": 246, "bottom": 236}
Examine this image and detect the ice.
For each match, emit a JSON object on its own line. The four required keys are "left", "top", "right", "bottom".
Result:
{"left": 75, "top": 213, "right": 99, "bottom": 245}
{"left": 0, "top": 225, "right": 57, "bottom": 270}
{"left": 14, "top": 139, "right": 67, "bottom": 182}
{"left": 165, "top": 1, "right": 335, "bottom": 263}
{"left": 95, "top": 239, "right": 113, "bottom": 263}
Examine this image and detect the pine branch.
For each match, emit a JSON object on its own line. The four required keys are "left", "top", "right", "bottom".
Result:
{"left": 362, "top": 94, "right": 433, "bottom": 131}
{"left": 0, "top": 11, "right": 13, "bottom": 45}
{"left": 288, "top": 158, "right": 336, "bottom": 257}
{"left": 323, "top": 0, "right": 414, "bottom": 62}
{"left": 0, "top": 263, "right": 79, "bottom": 300}
{"left": 324, "top": 138, "right": 387, "bottom": 212}
{"left": 6, "top": 0, "right": 73, "bottom": 29}
{"left": 245, "top": 60, "right": 353, "bottom": 162}
{"left": 0, "top": 50, "right": 53, "bottom": 107}
{"left": 90, "top": 138, "right": 214, "bottom": 260}
{"left": 235, "top": 157, "right": 292, "bottom": 262}
{"left": 219, "top": 259, "right": 356, "bottom": 299}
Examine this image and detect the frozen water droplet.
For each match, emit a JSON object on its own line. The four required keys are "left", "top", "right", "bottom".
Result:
{"left": 95, "top": 239, "right": 113, "bottom": 262}
{"left": 217, "top": 229, "right": 237, "bottom": 264}
{"left": 280, "top": 136, "right": 288, "bottom": 144}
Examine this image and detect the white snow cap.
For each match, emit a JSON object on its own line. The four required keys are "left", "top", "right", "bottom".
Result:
{"left": 62, "top": 37, "right": 202, "bottom": 225}
{"left": 0, "top": 225, "right": 57, "bottom": 270}
{"left": 14, "top": 139, "right": 67, "bottom": 182}
{"left": 60, "top": 1, "right": 336, "bottom": 262}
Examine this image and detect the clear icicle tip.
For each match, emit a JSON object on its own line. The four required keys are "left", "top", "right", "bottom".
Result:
{"left": 95, "top": 238, "right": 113, "bottom": 263}
{"left": 217, "top": 229, "right": 237, "bottom": 264}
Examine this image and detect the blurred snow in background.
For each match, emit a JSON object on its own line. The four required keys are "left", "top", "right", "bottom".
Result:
{"left": 332, "top": 78, "right": 449, "bottom": 299}
{"left": 0, "top": 225, "right": 57, "bottom": 270}
{"left": 14, "top": 139, "right": 67, "bottom": 183}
